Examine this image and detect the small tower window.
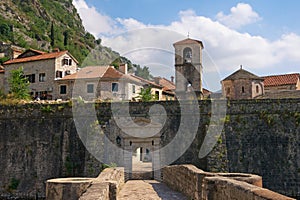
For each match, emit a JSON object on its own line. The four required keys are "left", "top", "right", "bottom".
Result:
{"left": 242, "top": 86, "right": 245, "bottom": 93}
{"left": 183, "top": 47, "right": 192, "bottom": 63}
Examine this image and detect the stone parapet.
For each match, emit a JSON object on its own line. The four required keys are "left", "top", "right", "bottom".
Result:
{"left": 162, "top": 165, "right": 294, "bottom": 200}
{"left": 46, "top": 167, "right": 124, "bottom": 200}
{"left": 203, "top": 177, "right": 295, "bottom": 200}
{"left": 46, "top": 178, "right": 94, "bottom": 200}
{"left": 79, "top": 167, "right": 124, "bottom": 200}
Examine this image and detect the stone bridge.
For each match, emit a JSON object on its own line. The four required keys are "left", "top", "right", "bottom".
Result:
{"left": 46, "top": 165, "right": 295, "bottom": 200}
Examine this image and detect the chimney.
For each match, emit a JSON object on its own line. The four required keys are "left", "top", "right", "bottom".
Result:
{"left": 153, "top": 76, "right": 161, "bottom": 85}
{"left": 119, "top": 63, "right": 128, "bottom": 74}
{"left": 170, "top": 76, "right": 174, "bottom": 83}
{"left": 52, "top": 48, "right": 60, "bottom": 52}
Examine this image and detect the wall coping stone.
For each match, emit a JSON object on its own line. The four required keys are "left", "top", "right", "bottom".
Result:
{"left": 162, "top": 164, "right": 294, "bottom": 200}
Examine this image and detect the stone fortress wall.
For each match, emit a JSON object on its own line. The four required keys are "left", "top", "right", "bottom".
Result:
{"left": 0, "top": 98, "right": 299, "bottom": 199}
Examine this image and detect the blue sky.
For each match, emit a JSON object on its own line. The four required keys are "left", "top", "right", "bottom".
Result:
{"left": 73, "top": 0, "right": 300, "bottom": 91}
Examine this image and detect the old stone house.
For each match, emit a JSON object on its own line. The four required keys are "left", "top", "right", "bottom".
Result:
{"left": 3, "top": 49, "right": 78, "bottom": 99}
{"left": 1, "top": 47, "right": 172, "bottom": 101}
{"left": 153, "top": 76, "right": 176, "bottom": 100}
{"left": 131, "top": 75, "right": 165, "bottom": 101}
{"left": 263, "top": 73, "right": 300, "bottom": 92}
{"left": 56, "top": 65, "right": 149, "bottom": 101}
{"left": 256, "top": 73, "right": 300, "bottom": 99}
{"left": 222, "top": 67, "right": 300, "bottom": 99}
{"left": 221, "top": 67, "right": 264, "bottom": 100}
{"left": 0, "top": 42, "right": 24, "bottom": 60}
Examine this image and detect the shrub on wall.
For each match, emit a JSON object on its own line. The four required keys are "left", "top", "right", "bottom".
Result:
{"left": 8, "top": 67, "right": 31, "bottom": 100}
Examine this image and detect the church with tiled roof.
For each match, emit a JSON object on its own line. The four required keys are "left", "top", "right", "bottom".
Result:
{"left": 221, "top": 66, "right": 300, "bottom": 100}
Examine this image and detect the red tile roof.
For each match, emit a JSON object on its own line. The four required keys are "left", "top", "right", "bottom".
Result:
{"left": 263, "top": 73, "right": 299, "bottom": 87}
{"left": 154, "top": 77, "right": 175, "bottom": 91}
{"left": 102, "top": 67, "right": 123, "bottom": 79}
{"left": 61, "top": 66, "right": 144, "bottom": 84}
{"left": 3, "top": 50, "right": 71, "bottom": 65}
{"left": 102, "top": 67, "right": 143, "bottom": 83}
{"left": 131, "top": 75, "right": 163, "bottom": 88}
{"left": 61, "top": 66, "right": 110, "bottom": 80}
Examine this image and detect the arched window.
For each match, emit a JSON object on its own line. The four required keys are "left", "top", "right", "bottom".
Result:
{"left": 183, "top": 47, "right": 192, "bottom": 63}
{"left": 256, "top": 85, "right": 259, "bottom": 93}
{"left": 242, "top": 86, "right": 245, "bottom": 93}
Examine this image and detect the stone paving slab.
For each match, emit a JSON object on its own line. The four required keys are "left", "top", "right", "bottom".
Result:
{"left": 117, "top": 180, "right": 187, "bottom": 200}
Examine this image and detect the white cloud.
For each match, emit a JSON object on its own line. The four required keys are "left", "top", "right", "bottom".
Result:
{"left": 216, "top": 3, "right": 261, "bottom": 29}
{"left": 273, "top": 33, "right": 300, "bottom": 61}
{"left": 72, "top": 0, "right": 117, "bottom": 36}
{"left": 73, "top": 0, "right": 300, "bottom": 91}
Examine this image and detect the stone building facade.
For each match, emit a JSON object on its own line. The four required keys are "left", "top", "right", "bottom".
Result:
{"left": 3, "top": 49, "right": 78, "bottom": 99}
{"left": 263, "top": 73, "right": 300, "bottom": 92}
{"left": 222, "top": 68, "right": 300, "bottom": 100}
{"left": 221, "top": 67, "right": 264, "bottom": 100}
{"left": 153, "top": 77, "right": 176, "bottom": 100}
{"left": 0, "top": 42, "right": 24, "bottom": 60}
{"left": 57, "top": 65, "right": 146, "bottom": 101}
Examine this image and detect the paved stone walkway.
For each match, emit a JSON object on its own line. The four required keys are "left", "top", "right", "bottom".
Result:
{"left": 118, "top": 180, "right": 187, "bottom": 200}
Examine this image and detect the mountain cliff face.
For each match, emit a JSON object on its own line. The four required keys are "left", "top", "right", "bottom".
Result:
{"left": 0, "top": 0, "right": 120, "bottom": 65}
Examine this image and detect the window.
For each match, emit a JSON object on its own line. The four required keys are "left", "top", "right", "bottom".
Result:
{"left": 112, "top": 83, "right": 118, "bottom": 92}
{"left": 56, "top": 71, "right": 63, "bottom": 78}
{"left": 39, "top": 73, "right": 46, "bottom": 82}
{"left": 60, "top": 85, "right": 67, "bottom": 94}
{"left": 256, "top": 85, "right": 259, "bottom": 93}
{"left": 132, "top": 85, "right": 136, "bottom": 93}
{"left": 183, "top": 47, "right": 192, "bottom": 63}
{"left": 242, "top": 86, "right": 245, "bottom": 93}
{"left": 155, "top": 91, "right": 159, "bottom": 100}
{"left": 87, "top": 84, "right": 94, "bottom": 93}
{"left": 63, "top": 58, "right": 72, "bottom": 66}
{"left": 26, "top": 74, "right": 35, "bottom": 83}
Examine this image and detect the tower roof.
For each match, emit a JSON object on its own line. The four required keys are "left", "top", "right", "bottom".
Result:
{"left": 223, "top": 67, "right": 263, "bottom": 81}
{"left": 173, "top": 38, "right": 204, "bottom": 48}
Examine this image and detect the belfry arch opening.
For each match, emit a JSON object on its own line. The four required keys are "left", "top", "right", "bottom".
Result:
{"left": 183, "top": 47, "right": 192, "bottom": 63}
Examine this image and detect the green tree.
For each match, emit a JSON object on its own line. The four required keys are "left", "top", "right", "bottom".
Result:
{"left": 134, "top": 65, "right": 153, "bottom": 80}
{"left": 8, "top": 67, "right": 31, "bottom": 100}
{"left": 50, "top": 22, "right": 55, "bottom": 47}
{"left": 138, "top": 87, "right": 155, "bottom": 102}
{"left": 63, "top": 30, "right": 69, "bottom": 46}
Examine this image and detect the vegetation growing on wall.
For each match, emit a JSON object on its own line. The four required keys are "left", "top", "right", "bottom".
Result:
{"left": 8, "top": 67, "right": 30, "bottom": 100}
{"left": 138, "top": 87, "right": 156, "bottom": 101}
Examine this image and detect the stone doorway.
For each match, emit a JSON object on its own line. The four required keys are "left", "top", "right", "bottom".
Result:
{"left": 123, "top": 138, "right": 161, "bottom": 181}
{"left": 116, "top": 117, "right": 163, "bottom": 181}
{"left": 131, "top": 147, "right": 153, "bottom": 180}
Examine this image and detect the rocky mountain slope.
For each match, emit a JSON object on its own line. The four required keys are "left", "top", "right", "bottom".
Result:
{"left": 0, "top": 0, "right": 122, "bottom": 66}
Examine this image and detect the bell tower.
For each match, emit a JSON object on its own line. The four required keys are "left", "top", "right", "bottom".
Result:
{"left": 173, "top": 38, "right": 204, "bottom": 98}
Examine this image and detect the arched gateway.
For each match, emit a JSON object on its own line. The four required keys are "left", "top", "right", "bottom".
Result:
{"left": 108, "top": 117, "right": 163, "bottom": 181}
